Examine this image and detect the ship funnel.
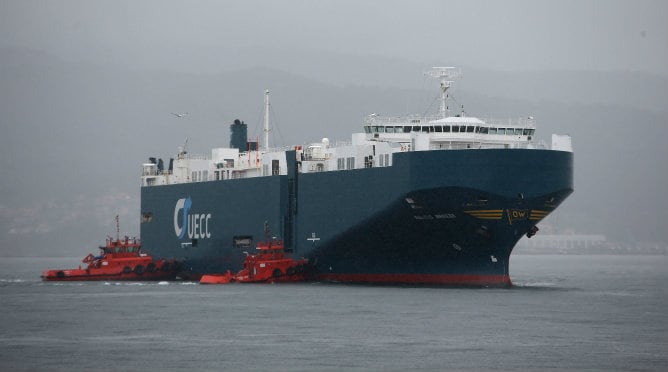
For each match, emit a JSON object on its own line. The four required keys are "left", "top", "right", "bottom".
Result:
{"left": 230, "top": 119, "right": 248, "bottom": 152}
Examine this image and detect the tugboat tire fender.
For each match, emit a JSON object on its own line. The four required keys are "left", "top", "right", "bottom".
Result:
{"left": 272, "top": 268, "right": 283, "bottom": 278}
{"left": 161, "top": 262, "right": 171, "bottom": 272}
{"left": 146, "top": 263, "right": 157, "bottom": 273}
{"left": 286, "top": 267, "right": 296, "bottom": 276}
{"left": 56, "top": 271, "right": 65, "bottom": 279}
{"left": 122, "top": 266, "right": 132, "bottom": 274}
{"left": 134, "top": 265, "right": 145, "bottom": 275}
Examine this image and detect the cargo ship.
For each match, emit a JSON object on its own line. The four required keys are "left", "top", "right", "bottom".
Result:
{"left": 140, "top": 67, "right": 573, "bottom": 286}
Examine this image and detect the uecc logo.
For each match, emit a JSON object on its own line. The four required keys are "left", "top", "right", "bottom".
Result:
{"left": 174, "top": 197, "right": 212, "bottom": 240}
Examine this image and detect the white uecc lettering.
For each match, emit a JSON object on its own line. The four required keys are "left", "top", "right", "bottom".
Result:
{"left": 205, "top": 214, "right": 211, "bottom": 238}
{"left": 180, "top": 202, "right": 213, "bottom": 240}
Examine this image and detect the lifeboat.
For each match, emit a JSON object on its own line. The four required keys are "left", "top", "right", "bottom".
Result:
{"left": 200, "top": 238, "right": 308, "bottom": 284}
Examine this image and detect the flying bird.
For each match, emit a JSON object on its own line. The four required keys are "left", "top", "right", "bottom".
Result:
{"left": 171, "top": 112, "right": 189, "bottom": 118}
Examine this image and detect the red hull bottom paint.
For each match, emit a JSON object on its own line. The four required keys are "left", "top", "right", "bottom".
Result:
{"left": 41, "top": 270, "right": 175, "bottom": 282}
{"left": 316, "top": 273, "right": 512, "bottom": 287}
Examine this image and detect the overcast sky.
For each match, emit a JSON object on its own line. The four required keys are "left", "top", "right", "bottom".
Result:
{"left": 1, "top": 0, "right": 667, "bottom": 76}
{"left": 1, "top": 0, "right": 667, "bottom": 254}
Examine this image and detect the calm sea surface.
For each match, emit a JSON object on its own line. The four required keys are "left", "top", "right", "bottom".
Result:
{"left": 1, "top": 255, "right": 666, "bottom": 371}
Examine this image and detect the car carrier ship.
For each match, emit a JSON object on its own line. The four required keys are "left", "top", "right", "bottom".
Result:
{"left": 140, "top": 67, "right": 573, "bottom": 286}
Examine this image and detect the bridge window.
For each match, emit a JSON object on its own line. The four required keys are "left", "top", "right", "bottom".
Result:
{"left": 421, "top": 126, "right": 429, "bottom": 133}
{"left": 364, "top": 126, "right": 371, "bottom": 133}
{"left": 489, "top": 128, "right": 497, "bottom": 134}
{"left": 466, "top": 126, "right": 474, "bottom": 133}
{"left": 514, "top": 128, "right": 522, "bottom": 135}
{"left": 452, "top": 126, "right": 459, "bottom": 133}
{"left": 394, "top": 126, "right": 404, "bottom": 133}
{"left": 412, "top": 126, "right": 420, "bottom": 132}
{"left": 480, "top": 127, "right": 489, "bottom": 134}
{"left": 434, "top": 125, "right": 442, "bottom": 133}
{"left": 498, "top": 128, "right": 506, "bottom": 135}
{"left": 385, "top": 126, "right": 394, "bottom": 133}
{"left": 404, "top": 126, "right": 411, "bottom": 132}
{"left": 443, "top": 125, "right": 450, "bottom": 132}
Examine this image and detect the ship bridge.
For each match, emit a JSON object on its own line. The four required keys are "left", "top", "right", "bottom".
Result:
{"left": 363, "top": 114, "right": 537, "bottom": 150}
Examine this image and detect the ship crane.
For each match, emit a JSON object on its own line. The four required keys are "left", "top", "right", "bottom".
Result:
{"left": 178, "top": 137, "right": 189, "bottom": 159}
{"left": 426, "top": 67, "right": 461, "bottom": 119}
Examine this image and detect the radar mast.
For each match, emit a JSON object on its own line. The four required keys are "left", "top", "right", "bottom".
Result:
{"left": 426, "top": 67, "right": 461, "bottom": 119}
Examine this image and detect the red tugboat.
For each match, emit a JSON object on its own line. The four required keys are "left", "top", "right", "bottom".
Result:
{"left": 200, "top": 226, "right": 308, "bottom": 284}
{"left": 41, "top": 217, "right": 178, "bottom": 281}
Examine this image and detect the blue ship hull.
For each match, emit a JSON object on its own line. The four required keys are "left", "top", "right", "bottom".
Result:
{"left": 140, "top": 148, "right": 573, "bottom": 286}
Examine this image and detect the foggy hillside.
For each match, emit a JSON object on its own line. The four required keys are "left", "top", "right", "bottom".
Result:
{"left": 1, "top": 47, "right": 667, "bottom": 256}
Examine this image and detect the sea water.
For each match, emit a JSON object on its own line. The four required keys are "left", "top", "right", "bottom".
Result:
{"left": 1, "top": 255, "right": 666, "bottom": 371}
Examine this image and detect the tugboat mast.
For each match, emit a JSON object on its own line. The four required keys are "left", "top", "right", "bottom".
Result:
{"left": 115, "top": 215, "right": 120, "bottom": 241}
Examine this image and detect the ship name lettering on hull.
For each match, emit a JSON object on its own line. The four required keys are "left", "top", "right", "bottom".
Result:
{"left": 187, "top": 213, "right": 212, "bottom": 239}
{"left": 174, "top": 197, "right": 213, "bottom": 240}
